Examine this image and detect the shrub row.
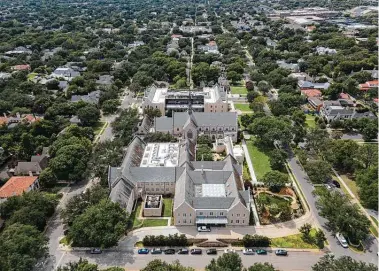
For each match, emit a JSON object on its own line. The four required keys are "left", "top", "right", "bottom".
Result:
{"left": 142, "top": 234, "right": 188, "bottom": 246}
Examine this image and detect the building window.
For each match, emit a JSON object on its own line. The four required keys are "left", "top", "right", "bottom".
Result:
{"left": 232, "top": 214, "right": 233, "bottom": 217}
{"left": 243, "top": 220, "right": 245, "bottom": 223}
{"left": 210, "top": 212, "right": 213, "bottom": 216}
{"left": 236, "top": 220, "right": 239, "bottom": 223}
{"left": 178, "top": 220, "right": 180, "bottom": 223}
{"left": 231, "top": 220, "right": 233, "bottom": 223}
{"left": 190, "top": 220, "right": 191, "bottom": 223}
{"left": 183, "top": 219, "right": 186, "bottom": 223}
{"left": 183, "top": 213, "right": 186, "bottom": 217}
{"left": 210, "top": 110, "right": 212, "bottom": 112}
{"left": 243, "top": 214, "right": 246, "bottom": 217}
{"left": 190, "top": 213, "right": 191, "bottom": 216}
{"left": 210, "top": 105, "right": 213, "bottom": 108}
{"left": 237, "top": 214, "right": 240, "bottom": 217}
{"left": 220, "top": 212, "right": 224, "bottom": 216}
{"left": 199, "top": 212, "right": 203, "bottom": 215}
{"left": 177, "top": 128, "right": 179, "bottom": 131}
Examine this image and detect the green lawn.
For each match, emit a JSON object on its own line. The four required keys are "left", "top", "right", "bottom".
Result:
{"left": 234, "top": 103, "right": 252, "bottom": 112}
{"left": 340, "top": 175, "right": 359, "bottom": 199}
{"left": 130, "top": 201, "right": 143, "bottom": 228}
{"left": 162, "top": 198, "right": 173, "bottom": 217}
{"left": 246, "top": 138, "right": 272, "bottom": 179}
{"left": 305, "top": 115, "right": 316, "bottom": 129}
{"left": 231, "top": 86, "right": 248, "bottom": 95}
{"left": 271, "top": 229, "right": 319, "bottom": 249}
{"left": 27, "top": 73, "right": 38, "bottom": 81}
{"left": 142, "top": 219, "right": 168, "bottom": 227}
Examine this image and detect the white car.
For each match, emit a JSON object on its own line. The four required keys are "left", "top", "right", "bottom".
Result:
{"left": 243, "top": 248, "right": 255, "bottom": 255}
{"left": 336, "top": 232, "right": 349, "bottom": 248}
{"left": 224, "top": 249, "right": 235, "bottom": 254}
{"left": 197, "top": 226, "right": 211, "bottom": 232}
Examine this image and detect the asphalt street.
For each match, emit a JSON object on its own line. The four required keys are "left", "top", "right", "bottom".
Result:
{"left": 53, "top": 249, "right": 324, "bottom": 271}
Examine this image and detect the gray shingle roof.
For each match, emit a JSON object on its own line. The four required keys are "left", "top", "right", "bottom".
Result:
{"left": 193, "top": 197, "right": 235, "bottom": 209}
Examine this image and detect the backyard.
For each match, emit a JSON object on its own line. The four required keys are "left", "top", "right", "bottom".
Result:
{"left": 234, "top": 103, "right": 252, "bottom": 112}
{"left": 305, "top": 115, "right": 316, "bottom": 129}
{"left": 129, "top": 200, "right": 170, "bottom": 228}
{"left": 246, "top": 138, "right": 272, "bottom": 179}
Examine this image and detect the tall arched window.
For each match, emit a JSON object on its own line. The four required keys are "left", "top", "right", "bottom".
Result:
{"left": 187, "top": 129, "right": 193, "bottom": 139}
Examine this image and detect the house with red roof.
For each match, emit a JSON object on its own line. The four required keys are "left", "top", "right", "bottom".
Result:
{"left": 301, "top": 88, "right": 322, "bottom": 98}
{"left": 0, "top": 176, "right": 40, "bottom": 203}
{"left": 11, "top": 64, "right": 31, "bottom": 71}
{"left": 359, "top": 80, "right": 378, "bottom": 91}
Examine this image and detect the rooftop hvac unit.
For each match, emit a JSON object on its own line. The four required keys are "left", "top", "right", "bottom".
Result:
{"left": 147, "top": 201, "right": 152, "bottom": 207}
{"left": 154, "top": 196, "right": 160, "bottom": 201}
{"left": 148, "top": 196, "right": 153, "bottom": 201}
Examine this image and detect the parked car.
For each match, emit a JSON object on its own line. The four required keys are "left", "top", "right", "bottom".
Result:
{"left": 255, "top": 249, "right": 267, "bottom": 255}
{"left": 90, "top": 248, "right": 102, "bottom": 254}
{"left": 336, "top": 232, "right": 349, "bottom": 248}
{"left": 151, "top": 248, "right": 162, "bottom": 254}
{"left": 275, "top": 249, "right": 288, "bottom": 256}
{"left": 164, "top": 249, "right": 176, "bottom": 254}
{"left": 224, "top": 249, "right": 235, "bottom": 254}
{"left": 137, "top": 248, "right": 149, "bottom": 254}
{"left": 197, "top": 226, "right": 211, "bottom": 232}
{"left": 332, "top": 180, "right": 341, "bottom": 188}
{"left": 190, "top": 249, "right": 202, "bottom": 255}
{"left": 206, "top": 248, "right": 217, "bottom": 255}
{"left": 178, "top": 248, "right": 189, "bottom": 254}
{"left": 243, "top": 248, "right": 255, "bottom": 255}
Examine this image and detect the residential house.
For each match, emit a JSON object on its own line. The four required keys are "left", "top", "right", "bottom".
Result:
{"left": 359, "top": 80, "right": 378, "bottom": 91}
{"left": 0, "top": 176, "right": 40, "bottom": 203}
{"left": 71, "top": 90, "right": 101, "bottom": 105}
{"left": 51, "top": 67, "right": 80, "bottom": 81}
{"left": 289, "top": 72, "right": 312, "bottom": 81}
{"left": 13, "top": 154, "right": 48, "bottom": 176}
{"left": 298, "top": 80, "right": 330, "bottom": 90}
{"left": 276, "top": 60, "right": 299, "bottom": 72}
{"left": 316, "top": 46, "right": 337, "bottom": 55}
{"left": 96, "top": 75, "right": 114, "bottom": 85}
{"left": 0, "top": 72, "right": 12, "bottom": 80}
{"left": 197, "top": 41, "right": 219, "bottom": 54}
{"left": 308, "top": 97, "right": 323, "bottom": 111}
{"left": 11, "top": 64, "right": 31, "bottom": 71}
{"left": 320, "top": 100, "right": 376, "bottom": 122}
{"left": 128, "top": 41, "right": 145, "bottom": 48}
{"left": 301, "top": 89, "right": 322, "bottom": 98}
{"left": 5, "top": 46, "right": 32, "bottom": 56}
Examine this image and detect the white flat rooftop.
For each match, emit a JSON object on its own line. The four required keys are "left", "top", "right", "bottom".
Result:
{"left": 201, "top": 184, "right": 226, "bottom": 197}
{"left": 140, "top": 143, "right": 179, "bottom": 167}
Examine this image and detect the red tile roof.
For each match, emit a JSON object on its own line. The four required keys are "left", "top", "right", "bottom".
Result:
{"left": 359, "top": 80, "right": 379, "bottom": 91}
{"left": 0, "top": 117, "right": 8, "bottom": 125}
{"left": 0, "top": 176, "right": 38, "bottom": 198}
{"left": 301, "top": 88, "right": 322, "bottom": 98}
{"left": 339, "top": 92, "right": 350, "bottom": 99}
{"left": 12, "top": 64, "right": 31, "bottom": 71}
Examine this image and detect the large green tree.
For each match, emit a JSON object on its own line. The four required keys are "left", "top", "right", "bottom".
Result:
{"left": 141, "top": 259, "right": 194, "bottom": 271}
{"left": 0, "top": 223, "right": 47, "bottom": 271}
{"left": 206, "top": 252, "right": 243, "bottom": 271}
{"left": 312, "top": 255, "right": 376, "bottom": 271}
{"left": 68, "top": 199, "right": 128, "bottom": 248}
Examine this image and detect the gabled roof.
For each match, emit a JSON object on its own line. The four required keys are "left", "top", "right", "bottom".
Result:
{"left": 0, "top": 176, "right": 38, "bottom": 198}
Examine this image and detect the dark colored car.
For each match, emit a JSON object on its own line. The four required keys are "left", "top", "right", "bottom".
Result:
{"left": 178, "top": 248, "right": 189, "bottom": 254}
{"left": 190, "top": 249, "right": 202, "bottom": 255}
{"left": 151, "top": 248, "right": 162, "bottom": 254}
{"left": 255, "top": 249, "right": 267, "bottom": 255}
{"left": 206, "top": 248, "right": 217, "bottom": 255}
{"left": 164, "top": 249, "right": 175, "bottom": 255}
{"left": 275, "top": 249, "right": 288, "bottom": 256}
{"left": 90, "top": 248, "right": 102, "bottom": 254}
{"left": 332, "top": 180, "right": 341, "bottom": 188}
{"left": 138, "top": 248, "right": 149, "bottom": 254}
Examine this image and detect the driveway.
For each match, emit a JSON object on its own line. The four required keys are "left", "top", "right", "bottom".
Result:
{"left": 286, "top": 149, "right": 378, "bottom": 265}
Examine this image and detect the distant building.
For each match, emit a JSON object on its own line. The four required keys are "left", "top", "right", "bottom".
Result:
{"left": 51, "top": 67, "right": 80, "bottom": 81}
{"left": 298, "top": 80, "right": 330, "bottom": 90}
{"left": 276, "top": 60, "right": 299, "bottom": 72}
{"left": 11, "top": 64, "right": 31, "bottom": 71}
{"left": 71, "top": 90, "right": 101, "bottom": 104}
{"left": 0, "top": 176, "right": 40, "bottom": 203}
{"left": 128, "top": 41, "right": 145, "bottom": 48}
{"left": 5, "top": 46, "right": 32, "bottom": 56}
{"left": 143, "top": 84, "right": 228, "bottom": 116}
{"left": 316, "top": 46, "right": 337, "bottom": 55}
{"left": 359, "top": 80, "right": 378, "bottom": 91}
